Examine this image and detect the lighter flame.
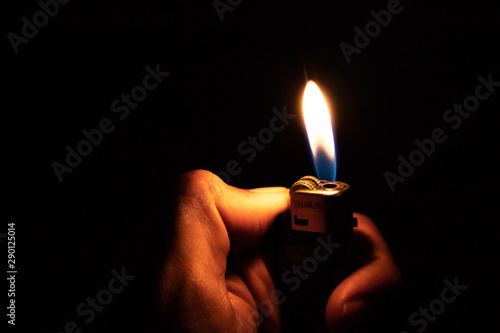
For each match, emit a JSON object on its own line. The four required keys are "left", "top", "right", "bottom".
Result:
{"left": 302, "top": 81, "right": 336, "bottom": 181}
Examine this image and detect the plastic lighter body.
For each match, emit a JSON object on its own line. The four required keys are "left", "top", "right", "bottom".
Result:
{"left": 268, "top": 175, "right": 357, "bottom": 332}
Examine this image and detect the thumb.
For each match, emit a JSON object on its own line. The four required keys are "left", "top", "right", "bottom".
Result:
{"left": 176, "top": 170, "right": 290, "bottom": 251}
{"left": 214, "top": 182, "right": 290, "bottom": 250}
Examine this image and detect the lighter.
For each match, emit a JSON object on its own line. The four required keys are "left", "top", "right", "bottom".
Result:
{"left": 267, "top": 81, "right": 358, "bottom": 331}
{"left": 268, "top": 176, "right": 357, "bottom": 332}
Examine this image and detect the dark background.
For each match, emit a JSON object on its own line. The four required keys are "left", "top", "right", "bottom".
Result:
{"left": 2, "top": 0, "right": 499, "bottom": 332}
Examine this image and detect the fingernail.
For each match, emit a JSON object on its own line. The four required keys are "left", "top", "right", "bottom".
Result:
{"left": 342, "top": 300, "right": 365, "bottom": 322}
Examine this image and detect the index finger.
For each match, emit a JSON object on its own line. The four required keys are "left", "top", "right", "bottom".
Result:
{"left": 325, "top": 213, "right": 401, "bottom": 332}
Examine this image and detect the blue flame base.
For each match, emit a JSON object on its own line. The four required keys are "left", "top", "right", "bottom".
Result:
{"left": 312, "top": 148, "right": 336, "bottom": 182}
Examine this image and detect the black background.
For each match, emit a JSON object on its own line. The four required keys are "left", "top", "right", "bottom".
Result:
{"left": 2, "top": 0, "right": 500, "bottom": 332}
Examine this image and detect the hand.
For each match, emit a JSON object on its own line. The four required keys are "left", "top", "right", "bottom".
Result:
{"left": 158, "top": 170, "right": 400, "bottom": 332}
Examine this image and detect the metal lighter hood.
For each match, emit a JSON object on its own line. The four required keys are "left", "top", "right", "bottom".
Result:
{"left": 289, "top": 176, "right": 357, "bottom": 233}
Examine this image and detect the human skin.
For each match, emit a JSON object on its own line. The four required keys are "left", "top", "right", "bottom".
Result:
{"left": 159, "top": 169, "right": 400, "bottom": 332}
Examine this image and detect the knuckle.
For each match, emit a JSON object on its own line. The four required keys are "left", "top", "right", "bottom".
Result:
{"left": 177, "top": 170, "right": 224, "bottom": 210}
{"left": 179, "top": 170, "right": 216, "bottom": 196}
